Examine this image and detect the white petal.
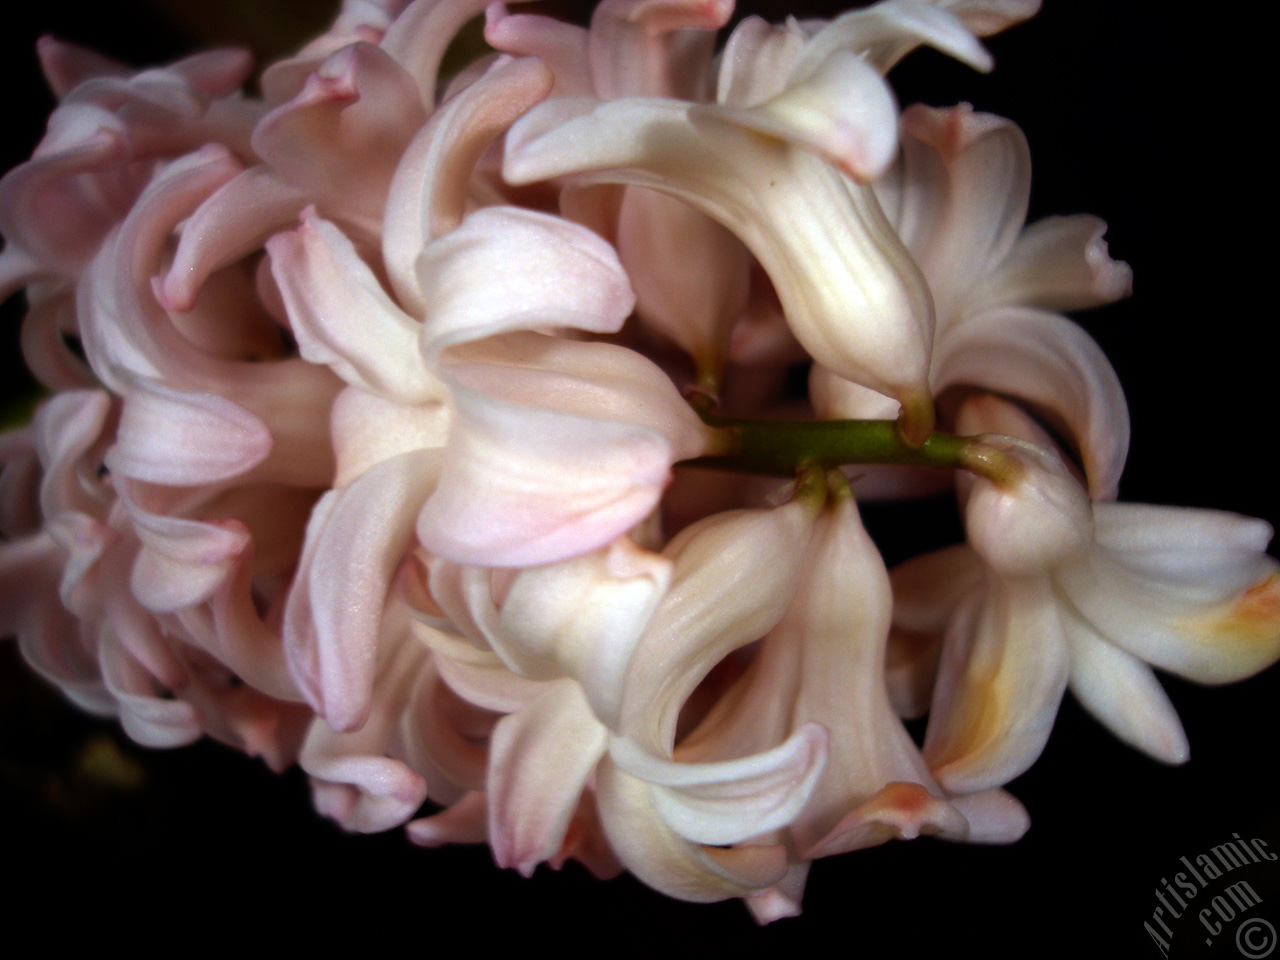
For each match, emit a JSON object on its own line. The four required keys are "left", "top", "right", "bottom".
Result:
{"left": 1063, "top": 609, "right": 1189, "bottom": 764}
{"left": 611, "top": 724, "right": 828, "bottom": 846}
{"left": 947, "top": 788, "right": 1030, "bottom": 843}
{"left": 978, "top": 214, "right": 1133, "bottom": 313}
{"left": 506, "top": 96, "right": 935, "bottom": 421}
{"left": 896, "top": 104, "right": 1029, "bottom": 323}
{"left": 475, "top": 539, "right": 672, "bottom": 721}
{"left": 594, "top": 756, "right": 790, "bottom": 903}
{"left": 797, "top": 0, "right": 991, "bottom": 78}
{"left": 963, "top": 435, "right": 1094, "bottom": 577}
{"left": 1056, "top": 505, "right": 1280, "bottom": 684}
{"left": 619, "top": 494, "right": 821, "bottom": 749}
{"left": 933, "top": 307, "right": 1130, "bottom": 500}
{"left": 925, "top": 576, "right": 1070, "bottom": 793}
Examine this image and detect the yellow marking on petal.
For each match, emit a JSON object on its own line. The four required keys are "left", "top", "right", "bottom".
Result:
{"left": 929, "top": 669, "right": 1007, "bottom": 773}
{"left": 1179, "top": 574, "right": 1280, "bottom": 679}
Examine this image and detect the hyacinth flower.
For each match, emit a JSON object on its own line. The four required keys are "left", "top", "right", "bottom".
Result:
{"left": 891, "top": 396, "right": 1280, "bottom": 791}
{"left": 2, "top": 0, "right": 1279, "bottom": 929}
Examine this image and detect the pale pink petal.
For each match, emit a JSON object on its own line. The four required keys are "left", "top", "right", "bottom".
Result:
{"left": 788, "top": 493, "right": 962, "bottom": 849}
{"left": 932, "top": 306, "right": 1130, "bottom": 500}
{"left": 549, "top": 796, "right": 625, "bottom": 880}
{"left": 19, "top": 290, "right": 95, "bottom": 390}
{"left": 168, "top": 529, "right": 300, "bottom": 703}
{"left": 924, "top": 576, "right": 1070, "bottom": 793}
{"left": 506, "top": 96, "right": 935, "bottom": 423}
{"left": 946, "top": 787, "right": 1030, "bottom": 843}
{"left": 706, "top": 49, "right": 901, "bottom": 182}
{"left": 46, "top": 512, "right": 114, "bottom": 616}
{"left": 1, "top": 533, "right": 112, "bottom": 715}
{"left": 382, "top": 56, "right": 554, "bottom": 313}
{"left": 251, "top": 42, "right": 427, "bottom": 232}
{"left": 284, "top": 448, "right": 442, "bottom": 731}
{"left": 1062, "top": 608, "right": 1190, "bottom": 765}
{"left": 937, "top": 0, "right": 1041, "bottom": 37}
{"left": 418, "top": 333, "right": 712, "bottom": 566}
{"left": 484, "top": 5, "right": 592, "bottom": 96}
{"left": 616, "top": 187, "right": 750, "bottom": 371}
{"left": 683, "top": 489, "right": 961, "bottom": 853}
{"left": 99, "top": 640, "right": 203, "bottom": 749}
{"left": 268, "top": 208, "right": 442, "bottom": 402}
{"left": 33, "top": 389, "right": 113, "bottom": 518}
{"left": 36, "top": 36, "right": 130, "bottom": 99}
{"left": 594, "top": 756, "right": 790, "bottom": 903}
{"left": 259, "top": 0, "right": 402, "bottom": 104}
{"left": 977, "top": 214, "right": 1133, "bottom": 313}
{"left": 331, "top": 388, "right": 450, "bottom": 488}
{"left": 415, "top": 618, "right": 546, "bottom": 714}
{"left": 0, "top": 428, "right": 40, "bottom": 537}
{"left": 408, "top": 791, "right": 488, "bottom": 846}
{"left": 399, "top": 655, "right": 491, "bottom": 791}
{"left": 809, "top": 365, "right": 900, "bottom": 420}
{"left": 799, "top": 0, "right": 991, "bottom": 78}
{"left": 488, "top": 679, "right": 608, "bottom": 876}
{"left": 1056, "top": 504, "right": 1280, "bottom": 684}
{"left": 300, "top": 619, "right": 432, "bottom": 832}
{"left": 746, "top": 864, "right": 809, "bottom": 924}
{"left": 81, "top": 146, "right": 338, "bottom": 487}
{"left": 887, "top": 545, "right": 981, "bottom": 719}
{"left": 307, "top": 747, "right": 426, "bottom": 833}
{"left": 611, "top": 724, "right": 828, "bottom": 846}
{"left": 804, "top": 781, "right": 968, "bottom": 858}
{"left": 588, "top": 0, "right": 734, "bottom": 100}
{"left": 0, "top": 111, "right": 128, "bottom": 274}
{"left": 461, "top": 539, "right": 672, "bottom": 721}
{"left": 106, "top": 379, "right": 271, "bottom": 486}
{"left": 715, "top": 16, "right": 807, "bottom": 108}
{"left": 162, "top": 48, "right": 256, "bottom": 101}
{"left": 619, "top": 494, "right": 821, "bottom": 749}
{"left": 963, "top": 437, "right": 1094, "bottom": 577}
{"left": 416, "top": 206, "right": 635, "bottom": 357}
{"left": 885, "top": 627, "right": 942, "bottom": 720}
{"left": 890, "top": 544, "right": 983, "bottom": 634}
{"left": 126, "top": 506, "right": 250, "bottom": 613}
{"left": 896, "top": 104, "right": 1029, "bottom": 323}
{"left": 79, "top": 144, "right": 242, "bottom": 384}
{"left": 380, "top": 0, "right": 494, "bottom": 104}
{"left": 0, "top": 246, "right": 49, "bottom": 300}
{"left": 160, "top": 166, "right": 308, "bottom": 312}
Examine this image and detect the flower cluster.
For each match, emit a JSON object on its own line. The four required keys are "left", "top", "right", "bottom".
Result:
{"left": 2, "top": 0, "right": 1277, "bottom": 921}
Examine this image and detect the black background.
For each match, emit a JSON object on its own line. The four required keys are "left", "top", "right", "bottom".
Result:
{"left": 2, "top": 2, "right": 1277, "bottom": 956}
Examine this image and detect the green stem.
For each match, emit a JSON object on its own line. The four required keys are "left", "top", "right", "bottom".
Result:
{"left": 684, "top": 416, "right": 1021, "bottom": 486}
